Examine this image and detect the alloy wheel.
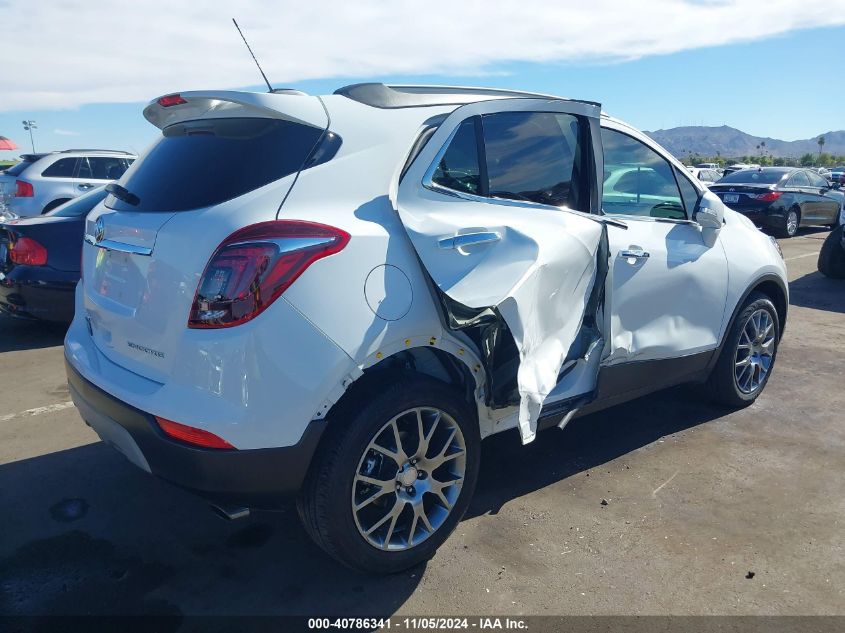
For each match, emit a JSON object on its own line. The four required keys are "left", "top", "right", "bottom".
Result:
{"left": 734, "top": 308, "right": 775, "bottom": 394}
{"left": 786, "top": 210, "right": 799, "bottom": 236}
{"left": 351, "top": 407, "right": 466, "bottom": 551}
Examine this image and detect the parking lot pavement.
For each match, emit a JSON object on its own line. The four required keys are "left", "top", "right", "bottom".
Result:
{"left": 1, "top": 228, "right": 843, "bottom": 619}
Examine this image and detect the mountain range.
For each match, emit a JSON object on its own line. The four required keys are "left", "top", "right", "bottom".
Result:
{"left": 644, "top": 125, "right": 845, "bottom": 159}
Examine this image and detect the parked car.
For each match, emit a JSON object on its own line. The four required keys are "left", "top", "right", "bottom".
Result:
{"left": 65, "top": 84, "right": 788, "bottom": 574}
{"left": 710, "top": 167, "right": 841, "bottom": 237}
{"left": 817, "top": 224, "right": 845, "bottom": 278}
{"left": 0, "top": 150, "right": 135, "bottom": 217}
{"left": 722, "top": 163, "right": 753, "bottom": 177}
{"left": 0, "top": 187, "right": 107, "bottom": 321}
{"left": 816, "top": 167, "right": 832, "bottom": 181}
{"left": 0, "top": 155, "right": 44, "bottom": 209}
{"left": 829, "top": 166, "right": 845, "bottom": 184}
{"left": 687, "top": 167, "right": 720, "bottom": 186}
{"left": 695, "top": 162, "right": 722, "bottom": 173}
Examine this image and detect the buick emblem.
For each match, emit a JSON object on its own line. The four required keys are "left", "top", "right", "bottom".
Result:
{"left": 94, "top": 217, "right": 105, "bottom": 243}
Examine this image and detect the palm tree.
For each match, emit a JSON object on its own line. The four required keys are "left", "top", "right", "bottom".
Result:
{"left": 818, "top": 135, "right": 825, "bottom": 158}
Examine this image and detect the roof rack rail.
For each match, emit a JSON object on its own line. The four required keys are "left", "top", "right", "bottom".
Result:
{"left": 59, "top": 149, "right": 135, "bottom": 155}
{"left": 334, "top": 83, "right": 600, "bottom": 109}
{"left": 270, "top": 88, "right": 308, "bottom": 95}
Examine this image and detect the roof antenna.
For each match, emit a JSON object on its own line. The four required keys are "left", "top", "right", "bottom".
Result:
{"left": 232, "top": 18, "right": 273, "bottom": 93}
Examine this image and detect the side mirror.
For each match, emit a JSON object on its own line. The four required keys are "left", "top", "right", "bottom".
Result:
{"left": 694, "top": 190, "right": 725, "bottom": 230}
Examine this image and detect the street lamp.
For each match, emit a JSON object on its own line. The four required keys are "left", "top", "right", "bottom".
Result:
{"left": 22, "top": 120, "right": 37, "bottom": 152}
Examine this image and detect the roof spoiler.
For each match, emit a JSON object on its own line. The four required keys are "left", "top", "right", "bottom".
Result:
{"left": 143, "top": 90, "right": 327, "bottom": 131}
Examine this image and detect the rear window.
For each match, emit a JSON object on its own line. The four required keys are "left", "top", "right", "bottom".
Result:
{"left": 4, "top": 161, "right": 32, "bottom": 176}
{"left": 718, "top": 170, "right": 787, "bottom": 185}
{"left": 106, "top": 118, "right": 325, "bottom": 212}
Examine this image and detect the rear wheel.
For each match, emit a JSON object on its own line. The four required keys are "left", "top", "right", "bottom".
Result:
{"left": 777, "top": 208, "right": 800, "bottom": 238}
{"left": 297, "top": 375, "right": 480, "bottom": 573}
{"left": 818, "top": 225, "right": 845, "bottom": 279}
{"left": 707, "top": 292, "right": 780, "bottom": 407}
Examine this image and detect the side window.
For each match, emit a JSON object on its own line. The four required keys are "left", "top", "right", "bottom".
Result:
{"left": 87, "top": 157, "right": 130, "bottom": 180}
{"left": 77, "top": 157, "right": 92, "bottom": 179}
{"left": 600, "top": 128, "right": 686, "bottom": 220}
{"left": 806, "top": 171, "right": 827, "bottom": 188}
{"left": 788, "top": 171, "right": 809, "bottom": 187}
{"left": 41, "top": 158, "right": 78, "bottom": 178}
{"left": 481, "top": 111, "right": 583, "bottom": 209}
{"left": 431, "top": 118, "right": 481, "bottom": 196}
{"left": 674, "top": 167, "right": 701, "bottom": 216}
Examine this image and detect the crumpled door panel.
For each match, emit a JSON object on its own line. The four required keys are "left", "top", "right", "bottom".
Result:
{"left": 401, "top": 203, "right": 606, "bottom": 444}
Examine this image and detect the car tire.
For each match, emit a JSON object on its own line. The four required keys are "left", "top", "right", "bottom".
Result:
{"left": 776, "top": 207, "right": 800, "bottom": 238}
{"left": 818, "top": 224, "right": 845, "bottom": 279}
{"left": 42, "top": 199, "right": 70, "bottom": 214}
{"left": 297, "top": 374, "right": 480, "bottom": 574}
{"left": 707, "top": 292, "right": 780, "bottom": 408}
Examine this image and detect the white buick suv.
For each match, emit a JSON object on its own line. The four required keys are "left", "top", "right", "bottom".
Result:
{"left": 65, "top": 84, "right": 787, "bottom": 574}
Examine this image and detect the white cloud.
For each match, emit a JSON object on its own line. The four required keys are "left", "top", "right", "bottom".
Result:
{"left": 0, "top": 0, "right": 843, "bottom": 111}
{"left": 53, "top": 129, "right": 80, "bottom": 136}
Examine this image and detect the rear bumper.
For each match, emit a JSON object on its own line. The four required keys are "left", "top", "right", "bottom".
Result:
{"left": 8, "top": 196, "right": 42, "bottom": 218}
{"left": 732, "top": 207, "right": 785, "bottom": 230}
{"left": 66, "top": 358, "right": 326, "bottom": 506}
{"left": 0, "top": 267, "right": 76, "bottom": 322}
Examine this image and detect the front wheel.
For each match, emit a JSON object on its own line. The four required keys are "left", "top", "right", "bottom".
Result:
{"left": 297, "top": 375, "right": 480, "bottom": 574}
{"left": 707, "top": 292, "right": 780, "bottom": 408}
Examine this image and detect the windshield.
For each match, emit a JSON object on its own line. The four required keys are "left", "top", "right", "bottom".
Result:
{"left": 717, "top": 170, "right": 788, "bottom": 185}
{"left": 48, "top": 187, "right": 108, "bottom": 217}
{"left": 105, "top": 118, "right": 326, "bottom": 213}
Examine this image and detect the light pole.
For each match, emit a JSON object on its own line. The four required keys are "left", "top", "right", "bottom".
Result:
{"left": 22, "top": 120, "right": 37, "bottom": 152}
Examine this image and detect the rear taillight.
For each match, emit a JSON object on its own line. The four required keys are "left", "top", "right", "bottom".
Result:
{"left": 10, "top": 237, "right": 47, "bottom": 266}
{"left": 754, "top": 191, "right": 783, "bottom": 202}
{"left": 157, "top": 94, "right": 187, "bottom": 107}
{"left": 155, "top": 416, "right": 235, "bottom": 449}
{"left": 188, "top": 220, "right": 350, "bottom": 329}
{"left": 15, "top": 180, "right": 33, "bottom": 197}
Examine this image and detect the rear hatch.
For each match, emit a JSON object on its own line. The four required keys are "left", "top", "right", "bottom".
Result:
{"left": 0, "top": 156, "right": 41, "bottom": 205}
{"left": 81, "top": 91, "right": 329, "bottom": 382}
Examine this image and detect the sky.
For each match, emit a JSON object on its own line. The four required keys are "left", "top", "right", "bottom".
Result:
{"left": 2, "top": 0, "right": 845, "bottom": 159}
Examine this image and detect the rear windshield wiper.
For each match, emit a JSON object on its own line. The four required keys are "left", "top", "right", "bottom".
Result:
{"left": 105, "top": 183, "right": 140, "bottom": 207}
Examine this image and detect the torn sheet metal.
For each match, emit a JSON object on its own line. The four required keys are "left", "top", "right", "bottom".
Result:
{"left": 399, "top": 200, "right": 605, "bottom": 444}
{"left": 495, "top": 221, "right": 603, "bottom": 443}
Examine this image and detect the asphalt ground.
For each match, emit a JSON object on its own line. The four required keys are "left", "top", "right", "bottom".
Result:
{"left": 1, "top": 228, "right": 842, "bottom": 623}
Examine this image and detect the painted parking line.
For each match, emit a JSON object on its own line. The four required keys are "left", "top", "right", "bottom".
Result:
{"left": 0, "top": 401, "right": 75, "bottom": 422}
{"left": 784, "top": 252, "right": 819, "bottom": 262}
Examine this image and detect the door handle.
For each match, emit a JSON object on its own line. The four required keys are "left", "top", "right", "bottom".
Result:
{"left": 619, "top": 248, "right": 650, "bottom": 260}
{"left": 438, "top": 231, "right": 501, "bottom": 250}
{"left": 78, "top": 183, "right": 94, "bottom": 190}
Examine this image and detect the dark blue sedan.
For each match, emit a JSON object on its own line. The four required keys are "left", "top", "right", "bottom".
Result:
{"left": 0, "top": 187, "right": 106, "bottom": 322}
{"left": 710, "top": 167, "right": 842, "bottom": 238}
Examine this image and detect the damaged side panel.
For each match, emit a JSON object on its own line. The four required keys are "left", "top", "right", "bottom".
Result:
{"left": 395, "top": 97, "right": 609, "bottom": 444}
{"left": 436, "top": 222, "right": 609, "bottom": 443}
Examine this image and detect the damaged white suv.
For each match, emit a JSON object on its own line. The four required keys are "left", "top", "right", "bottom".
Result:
{"left": 65, "top": 84, "right": 787, "bottom": 573}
